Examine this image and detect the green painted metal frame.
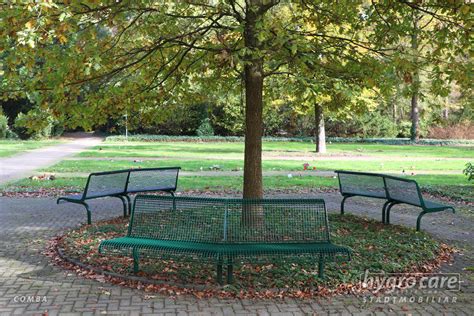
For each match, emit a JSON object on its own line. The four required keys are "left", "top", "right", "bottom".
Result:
{"left": 336, "top": 170, "right": 388, "bottom": 222}
{"left": 57, "top": 167, "right": 180, "bottom": 224}
{"left": 99, "top": 195, "right": 352, "bottom": 285}
{"left": 336, "top": 170, "right": 455, "bottom": 231}
{"left": 382, "top": 175, "right": 455, "bottom": 231}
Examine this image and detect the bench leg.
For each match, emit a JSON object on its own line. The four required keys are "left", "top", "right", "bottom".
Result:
{"left": 416, "top": 210, "right": 430, "bottom": 232}
{"left": 116, "top": 196, "right": 128, "bottom": 217}
{"left": 341, "top": 196, "right": 351, "bottom": 215}
{"left": 385, "top": 202, "right": 399, "bottom": 225}
{"left": 216, "top": 263, "right": 223, "bottom": 285}
{"left": 170, "top": 191, "right": 176, "bottom": 211}
{"left": 318, "top": 256, "right": 325, "bottom": 279}
{"left": 124, "top": 194, "right": 132, "bottom": 216}
{"left": 382, "top": 200, "right": 392, "bottom": 224}
{"left": 58, "top": 199, "right": 92, "bottom": 225}
{"left": 79, "top": 202, "right": 92, "bottom": 225}
{"left": 417, "top": 207, "right": 454, "bottom": 232}
{"left": 132, "top": 248, "right": 139, "bottom": 273}
{"left": 227, "top": 264, "right": 233, "bottom": 284}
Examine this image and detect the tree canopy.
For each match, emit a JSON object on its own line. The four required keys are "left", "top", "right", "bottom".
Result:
{"left": 0, "top": 0, "right": 471, "bottom": 199}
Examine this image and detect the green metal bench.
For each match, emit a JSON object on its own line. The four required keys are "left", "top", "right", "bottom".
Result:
{"left": 384, "top": 176, "right": 455, "bottom": 231}
{"left": 99, "top": 195, "right": 352, "bottom": 284}
{"left": 336, "top": 170, "right": 455, "bottom": 231}
{"left": 57, "top": 167, "right": 180, "bottom": 224}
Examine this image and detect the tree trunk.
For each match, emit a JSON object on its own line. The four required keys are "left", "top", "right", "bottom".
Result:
{"left": 242, "top": 2, "right": 264, "bottom": 226}
{"left": 410, "top": 91, "right": 419, "bottom": 141}
{"left": 442, "top": 106, "right": 449, "bottom": 120}
{"left": 243, "top": 60, "right": 264, "bottom": 200}
{"left": 410, "top": 16, "right": 420, "bottom": 142}
{"left": 314, "top": 103, "right": 326, "bottom": 153}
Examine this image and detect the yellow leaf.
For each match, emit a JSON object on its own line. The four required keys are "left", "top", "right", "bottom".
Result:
{"left": 58, "top": 34, "right": 67, "bottom": 44}
{"left": 25, "top": 20, "right": 34, "bottom": 29}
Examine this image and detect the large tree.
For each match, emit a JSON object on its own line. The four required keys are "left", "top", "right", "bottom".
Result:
{"left": 0, "top": 0, "right": 470, "bottom": 201}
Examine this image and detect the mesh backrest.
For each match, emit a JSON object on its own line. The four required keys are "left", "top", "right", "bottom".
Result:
{"left": 84, "top": 171, "right": 129, "bottom": 198}
{"left": 225, "top": 199, "right": 329, "bottom": 243}
{"left": 385, "top": 177, "right": 423, "bottom": 206}
{"left": 338, "top": 172, "right": 386, "bottom": 198}
{"left": 127, "top": 168, "right": 179, "bottom": 193}
{"left": 130, "top": 196, "right": 227, "bottom": 242}
{"left": 129, "top": 196, "right": 329, "bottom": 244}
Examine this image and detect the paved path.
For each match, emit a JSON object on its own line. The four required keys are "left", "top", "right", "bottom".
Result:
{"left": 0, "top": 193, "right": 472, "bottom": 315}
{"left": 0, "top": 137, "right": 102, "bottom": 185}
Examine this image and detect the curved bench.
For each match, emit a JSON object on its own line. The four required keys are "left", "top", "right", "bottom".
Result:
{"left": 99, "top": 195, "right": 352, "bottom": 284}
{"left": 336, "top": 170, "right": 455, "bottom": 231}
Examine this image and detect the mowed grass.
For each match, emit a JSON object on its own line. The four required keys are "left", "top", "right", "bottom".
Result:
{"left": 41, "top": 157, "right": 464, "bottom": 173}
{"left": 41, "top": 141, "right": 470, "bottom": 173}
{"left": 1, "top": 140, "right": 472, "bottom": 201}
{"left": 0, "top": 139, "right": 61, "bottom": 157}
{"left": 77, "top": 141, "right": 473, "bottom": 159}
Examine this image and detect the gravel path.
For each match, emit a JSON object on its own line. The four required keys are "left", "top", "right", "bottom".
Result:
{"left": 0, "top": 193, "right": 472, "bottom": 315}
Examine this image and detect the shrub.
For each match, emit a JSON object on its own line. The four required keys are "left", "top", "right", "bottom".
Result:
{"left": 397, "top": 121, "right": 429, "bottom": 138}
{"left": 51, "top": 120, "right": 65, "bottom": 137}
{"left": 13, "top": 109, "right": 63, "bottom": 139}
{"left": 105, "top": 134, "right": 474, "bottom": 146}
{"left": 326, "top": 112, "right": 398, "bottom": 138}
{"left": 359, "top": 112, "right": 398, "bottom": 138}
{"left": 0, "top": 112, "right": 19, "bottom": 140}
{"left": 428, "top": 123, "right": 474, "bottom": 140}
{"left": 196, "top": 118, "right": 214, "bottom": 136}
{"left": 0, "top": 113, "right": 8, "bottom": 139}
{"left": 464, "top": 163, "right": 474, "bottom": 182}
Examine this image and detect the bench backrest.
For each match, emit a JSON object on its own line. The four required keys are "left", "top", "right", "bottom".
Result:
{"left": 83, "top": 170, "right": 129, "bottom": 199}
{"left": 129, "top": 195, "right": 330, "bottom": 244}
{"left": 336, "top": 170, "right": 426, "bottom": 207}
{"left": 126, "top": 167, "right": 180, "bottom": 194}
{"left": 336, "top": 170, "right": 387, "bottom": 198}
{"left": 384, "top": 176, "right": 424, "bottom": 207}
{"left": 82, "top": 167, "right": 180, "bottom": 199}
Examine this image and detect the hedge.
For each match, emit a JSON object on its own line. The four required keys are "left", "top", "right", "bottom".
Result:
{"left": 105, "top": 134, "right": 474, "bottom": 146}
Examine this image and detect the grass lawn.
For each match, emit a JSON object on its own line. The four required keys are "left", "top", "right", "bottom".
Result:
{"left": 40, "top": 157, "right": 464, "bottom": 173}
{"left": 1, "top": 140, "right": 472, "bottom": 202}
{"left": 0, "top": 139, "right": 62, "bottom": 157}
{"left": 77, "top": 141, "right": 473, "bottom": 159}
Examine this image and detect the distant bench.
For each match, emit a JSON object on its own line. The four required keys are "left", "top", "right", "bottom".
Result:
{"left": 57, "top": 167, "right": 180, "bottom": 224}
{"left": 99, "top": 195, "right": 352, "bottom": 284}
{"left": 335, "top": 170, "right": 455, "bottom": 231}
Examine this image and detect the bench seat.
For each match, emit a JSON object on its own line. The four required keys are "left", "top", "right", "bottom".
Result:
{"left": 100, "top": 238, "right": 351, "bottom": 257}
{"left": 423, "top": 200, "right": 455, "bottom": 211}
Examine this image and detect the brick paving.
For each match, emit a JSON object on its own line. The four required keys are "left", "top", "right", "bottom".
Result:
{"left": 0, "top": 195, "right": 472, "bottom": 315}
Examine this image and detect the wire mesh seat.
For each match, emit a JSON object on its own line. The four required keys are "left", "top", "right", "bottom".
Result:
{"left": 57, "top": 167, "right": 180, "bottom": 224}
{"left": 335, "top": 170, "right": 455, "bottom": 231}
{"left": 99, "top": 195, "right": 352, "bottom": 284}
